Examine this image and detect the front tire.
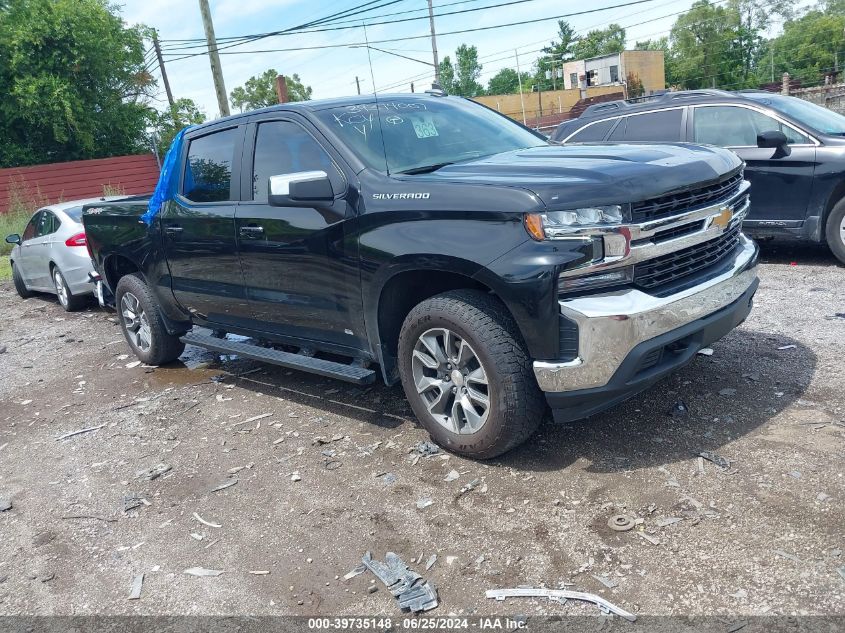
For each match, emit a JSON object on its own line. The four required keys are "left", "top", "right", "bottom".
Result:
{"left": 397, "top": 289, "right": 545, "bottom": 459}
{"left": 115, "top": 273, "right": 185, "bottom": 365}
{"left": 52, "top": 266, "right": 88, "bottom": 312}
{"left": 826, "top": 198, "right": 845, "bottom": 265}
{"left": 11, "top": 262, "right": 35, "bottom": 299}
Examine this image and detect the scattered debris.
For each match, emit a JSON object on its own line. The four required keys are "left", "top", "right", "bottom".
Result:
{"left": 444, "top": 469, "right": 460, "bottom": 482}
{"left": 413, "top": 441, "right": 440, "bottom": 456}
{"left": 126, "top": 360, "right": 142, "bottom": 368}
{"left": 638, "top": 532, "right": 660, "bottom": 545}
{"left": 210, "top": 478, "right": 238, "bottom": 493}
{"left": 190, "top": 533, "right": 204, "bottom": 541}
{"left": 777, "top": 344, "right": 797, "bottom": 350}
{"left": 184, "top": 567, "right": 224, "bottom": 577}
{"left": 719, "top": 388, "right": 737, "bottom": 396}
{"left": 838, "top": 567, "right": 845, "bottom": 583}
{"left": 457, "top": 478, "right": 480, "bottom": 496}
{"left": 817, "top": 492, "right": 831, "bottom": 502}
{"left": 774, "top": 550, "right": 801, "bottom": 563}
{"left": 729, "top": 589, "right": 747, "bottom": 599}
{"left": 343, "top": 564, "right": 367, "bottom": 581}
{"left": 367, "top": 584, "right": 378, "bottom": 594}
{"left": 362, "top": 551, "right": 438, "bottom": 612}
{"left": 742, "top": 372, "right": 761, "bottom": 381}
{"left": 242, "top": 413, "right": 272, "bottom": 425}
{"left": 446, "top": 556, "right": 458, "bottom": 565}
{"left": 136, "top": 463, "right": 172, "bottom": 481}
{"left": 377, "top": 472, "right": 397, "bottom": 485}
{"left": 192, "top": 512, "right": 222, "bottom": 528}
{"left": 697, "top": 347, "right": 714, "bottom": 356}
{"left": 249, "top": 570, "right": 270, "bottom": 575}
{"left": 486, "top": 587, "right": 636, "bottom": 622}
{"left": 656, "top": 517, "right": 683, "bottom": 528}
{"left": 416, "top": 498, "right": 434, "bottom": 510}
{"left": 291, "top": 473, "right": 302, "bottom": 482}
{"left": 668, "top": 401, "right": 689, "bottom": 417}
{"left": 122, "top": 493, "right": 146, "bottom": 513}
{"left": 40, "top": 572, "right": 55, "bottom": 583}
{"left": 61, "top": 514, "right": 116, "bottom": 523}
{"left": 425, "top": 554, "right": 437, "bottom": 571}
{"left": 128, "top": 574, "right": 144, "bottom": 600}
{"left": 699, "top": 451, "right": 733, "bottom": 471}
{"left": 56, "top": 424, "right": 106, "bottom": 441}
{"left": 607, "top": 514, "right": 636, "bottom": 532}
{"left": 592, "top": 574, "right": 619, "bottom": 589}
{"left": 0, "top": 498, "right": 12, "bottom": 512}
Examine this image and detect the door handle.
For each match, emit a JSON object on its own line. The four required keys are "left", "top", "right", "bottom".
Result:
{"left": 164, "top": 225, "right": 183, "bottom": 234}
{"left": 239, "top": 225, "right": 265, "bottom": 236}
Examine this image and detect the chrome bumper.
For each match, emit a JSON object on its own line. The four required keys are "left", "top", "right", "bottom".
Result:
{"left": 533, "top": 234, "right": 758, "bottom": 393}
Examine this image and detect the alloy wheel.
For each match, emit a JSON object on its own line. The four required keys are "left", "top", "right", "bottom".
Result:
{"left": 121, "top": 291, "right": 152, "bottom": 352}
{"left": 840, "top": 214, "right": 845, "bottom": 247}
{"left": 411, "top": 327, "right": 490, "bottom": 434}
{"left": 53, "top": 269, "right": 68, "bottom": 308}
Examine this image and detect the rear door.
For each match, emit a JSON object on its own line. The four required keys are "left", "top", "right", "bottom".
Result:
{"left": 607, "top": 108, "right": 686, "bottom": 142}
{"left": 160, "top": 124, "right": 252, "bottom": 326}
{"left": 235, "top": 115, "right": 366, "bottom": 351}
{"left": 691, "top": 104, "right": 816, "bottom": 225}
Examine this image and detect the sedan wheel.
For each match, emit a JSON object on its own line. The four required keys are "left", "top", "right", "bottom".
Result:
{"left": 411, "top": 327, "right": 491, "bottom": 435}
{"left": 121, "top": 291, "right": 152, "bottom": 352}
{"left": 54, "top": 268, "right": 69, "bottom": 309}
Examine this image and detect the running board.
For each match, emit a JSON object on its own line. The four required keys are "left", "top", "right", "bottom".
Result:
{"left": 180, "top": 332, "right": 376, "bottom": 385}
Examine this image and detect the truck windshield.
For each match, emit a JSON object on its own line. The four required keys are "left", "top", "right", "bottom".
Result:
{"left": 315, "top": 97, "right": 547, "bottom": 174}
{"left": 744, "top": 93, "right": 845, "bottom": 136}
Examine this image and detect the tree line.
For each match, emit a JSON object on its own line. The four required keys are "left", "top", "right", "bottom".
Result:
{"left": 442, "top": 0, "right": 845, "bottom": 97}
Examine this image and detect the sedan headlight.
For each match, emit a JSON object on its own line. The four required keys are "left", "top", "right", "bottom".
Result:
{"left": 525, "top": 205, "right": 625, "bottom": 240}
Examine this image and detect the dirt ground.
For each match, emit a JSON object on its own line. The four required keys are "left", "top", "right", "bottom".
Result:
{"left": 0, "top": 242, "right": 843, "bottom": 621}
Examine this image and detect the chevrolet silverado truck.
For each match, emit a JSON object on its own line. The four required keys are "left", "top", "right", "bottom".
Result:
{"left": 83, "top": 93, "right": 759, "bottom": 458}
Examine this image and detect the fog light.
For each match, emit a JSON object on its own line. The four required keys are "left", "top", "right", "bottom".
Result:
{"left": 559, "top": 267, "right": 634, "bottom": 293}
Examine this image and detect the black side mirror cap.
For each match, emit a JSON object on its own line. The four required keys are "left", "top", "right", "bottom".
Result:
{"left": 757, "top": 130, "right": 791, "bottom": 157}
{"left": 268, "top": 171, "right": 335, "bottom": 207}
{"left": 5, "top": 234, "right": 20, "bottom": 245}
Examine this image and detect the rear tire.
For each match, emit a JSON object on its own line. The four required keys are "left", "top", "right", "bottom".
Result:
{"left": 115, "top": 273, "right": 185, "bottom": 365}
{"left": 826, "top": 198, "right": 845, "bottom": 265}
{"left": 52, "top": 266, "right": 88, "bottom": 312}
{"left": 397, "top": 289, "right": 545, "bottom": 459}
{"left": 11, "top": 262, "right": 35, "bottom": 299}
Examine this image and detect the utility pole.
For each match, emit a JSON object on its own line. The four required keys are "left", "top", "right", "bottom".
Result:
{"left": 355, "top": 76, "right": 361, "bottom": 95}
{"left": 410, "top": 82, "right": 415, "bottom": 93}
{"left": 515, "top": 49, "right": 526, "bottom": 126}
{"left": 427, "top": 0, "right": 440, "bottom": 84}
{"left": 198, "top": 0, "right": 230, "bottom": 117}
{"left": 152, "top": 31, "right": 175, "bottom": 108}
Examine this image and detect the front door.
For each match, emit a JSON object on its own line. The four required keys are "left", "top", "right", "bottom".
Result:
{"left": 691, "top": 104, "right": 817, "bottom": 225}
{"left": 160, "top": 124, "right": 252, "bottom": 327}
{"left": 17, "top": 210, "right": 56, "bottom": 290}
{"left": 235, "top": 118, "right": 366, "bottom": 351}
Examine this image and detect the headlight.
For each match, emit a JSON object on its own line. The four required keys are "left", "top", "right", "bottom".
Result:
{"left": 524, "top": 205, "right": 625, "bottom": 240}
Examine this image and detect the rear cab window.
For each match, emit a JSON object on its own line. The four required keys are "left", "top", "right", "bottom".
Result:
{"left": 621, "top": 109, "right": 684, "bottom": 142}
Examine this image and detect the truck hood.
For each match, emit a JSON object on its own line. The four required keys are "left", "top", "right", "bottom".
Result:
{"left": 417, "top": 143, "right": 743, "bottom": 208}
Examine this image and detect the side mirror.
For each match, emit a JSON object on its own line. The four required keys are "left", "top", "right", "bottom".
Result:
{"left": 757, "top": 130, "right": 791, "bottom": 157}
{"left": 5, "top": 234, "right": 20, "bottom": 245}
{"left": 268, "top": 171, "right": 334, "bottom": 207}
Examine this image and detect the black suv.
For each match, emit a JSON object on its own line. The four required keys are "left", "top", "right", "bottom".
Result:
{"left": 552, "top": 89, "right": 845, "bottom": 263}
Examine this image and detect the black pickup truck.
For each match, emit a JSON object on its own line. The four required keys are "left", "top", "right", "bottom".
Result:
{"left": 83, "top": 93, "right": 759, "bottom": 458}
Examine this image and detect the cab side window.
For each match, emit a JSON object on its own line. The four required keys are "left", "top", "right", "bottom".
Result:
{"left": 622, "top": 109, "right": 683, "bottom": 142}
{"left": 694, "top": 106, "right": 810, "bottom": 147}
{"left": 252, "top": 121, "right": 341, "bottom": 203}
{"left": 568, "top": 119, "right": 615, "bottom": 142}
{"left": 183, "top": 128, "right": 238, "bottom": 203}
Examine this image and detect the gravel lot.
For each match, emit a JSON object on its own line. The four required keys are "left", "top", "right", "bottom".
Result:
{"left": 0, "top": 241, "right": 843, "bottom": 620}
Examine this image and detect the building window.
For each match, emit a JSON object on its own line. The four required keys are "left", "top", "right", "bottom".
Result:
{"left": 610, "top": 65, "right": 619, "bottom": 83}
{"left": 570, "top": 72, "right": 578, "bottom": 88}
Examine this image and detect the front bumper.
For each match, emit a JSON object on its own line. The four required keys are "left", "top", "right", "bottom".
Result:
{"left": 534, "top": 235, "right": 759, "bottom": 418}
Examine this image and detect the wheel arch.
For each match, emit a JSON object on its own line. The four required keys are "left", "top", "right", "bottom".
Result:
{"left": 103, "top": 254, "right": 143, "bottom": 292}
{"left": 369, "top": 259, "right": 513, "bottom": 385}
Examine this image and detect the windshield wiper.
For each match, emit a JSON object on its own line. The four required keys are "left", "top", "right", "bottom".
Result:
{"left": 397, "top": 162, "right": 455, "bottom": 175}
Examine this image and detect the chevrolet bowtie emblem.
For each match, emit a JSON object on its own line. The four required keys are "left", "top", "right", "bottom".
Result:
{"left": 711, "top": 206, "right": 733, "bottom": 229}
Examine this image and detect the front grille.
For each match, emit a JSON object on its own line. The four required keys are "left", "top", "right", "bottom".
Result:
{"left": 634, "top": 224, "right": 742, "bottom": 291}
{"left": 632, "top": 171, "right": 743, "bottom": 222}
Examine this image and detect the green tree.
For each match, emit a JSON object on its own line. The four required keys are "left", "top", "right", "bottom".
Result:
{"left": 438, "top": 45, "right": 484, "bottom": 96}
{"left": 571, "top": 24, "right": 626, "bottom": 60}
{"left": 669, "top": 0, "right": 744, "bottom": 89}
{"left": 536, "top": 20, "right": 576, "bottom": 89}
{"left": 230, "top": 69, "right": 312, "bottom": 112}
{"left": 763, "top": 10, "right": 845, "bottom": 86}
{"left": 0, "top": 0, "right": 154, "bottom": 167}
{"left": 151, "top": 98, "right": 206, "bottom": 150}
{"left": 487, "top": 68, "right": 531, "bottom": 95}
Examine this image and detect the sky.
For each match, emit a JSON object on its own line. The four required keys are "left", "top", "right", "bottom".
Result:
{"left": 118, "top": 0, "right": 791, "bottom": 119}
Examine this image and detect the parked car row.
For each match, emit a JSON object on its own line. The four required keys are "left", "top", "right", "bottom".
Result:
{"left": 551, "top": 89, "right": 845, "bottom": 264}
